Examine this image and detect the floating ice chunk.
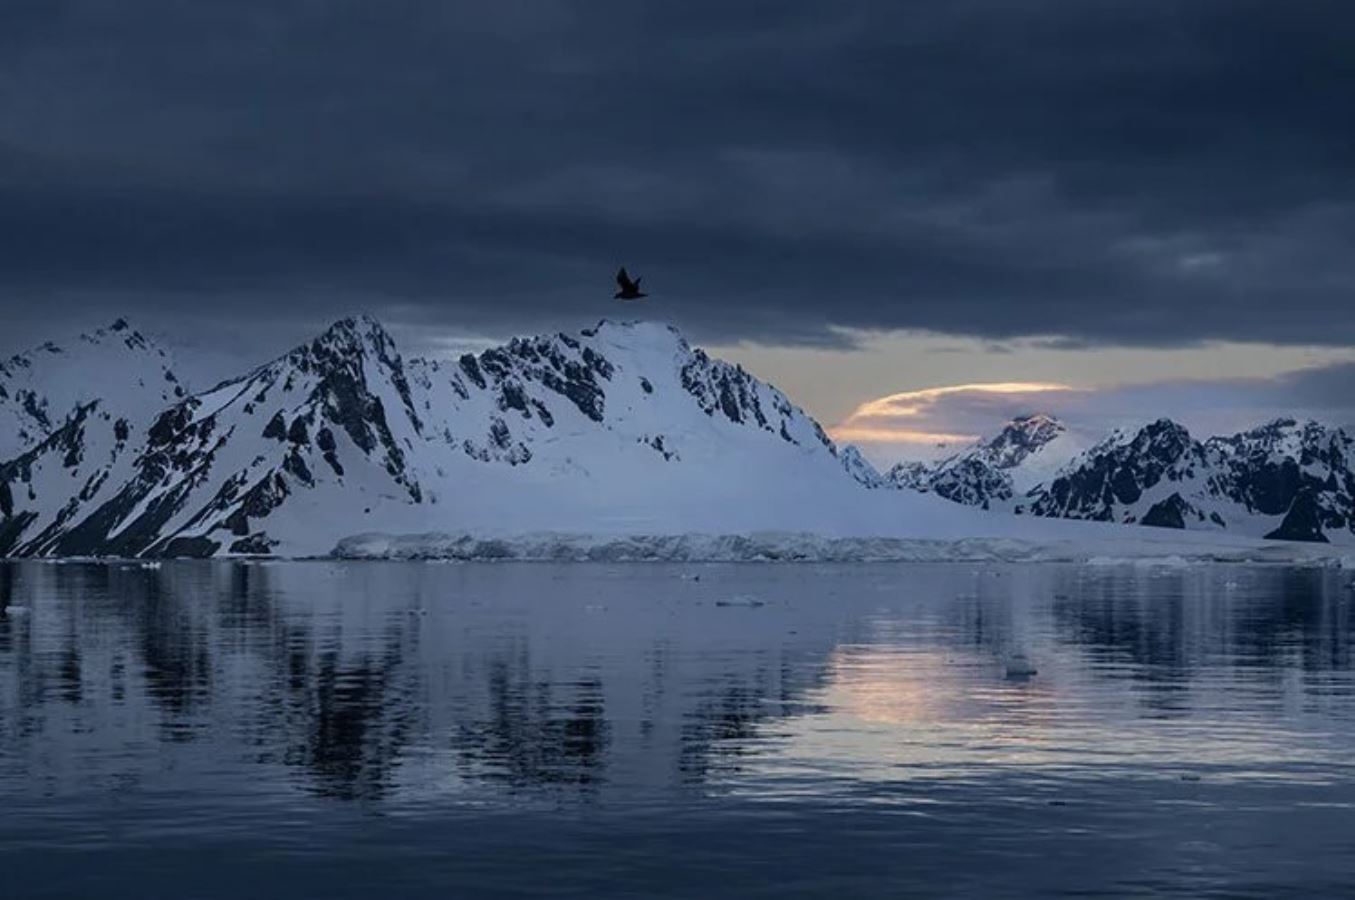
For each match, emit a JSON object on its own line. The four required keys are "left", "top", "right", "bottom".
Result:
{"left": 1005, "top": 653, "right": 1038, "bottom": 678}
{"left": 715, "top": 596, "right": 765, "bottom": 608}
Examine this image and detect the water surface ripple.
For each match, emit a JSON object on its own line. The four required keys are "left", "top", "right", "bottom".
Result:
{"left": 1, "top": 561, "right": 1353, "bottom": 897}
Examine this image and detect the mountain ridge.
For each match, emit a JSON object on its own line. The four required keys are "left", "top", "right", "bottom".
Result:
{"left": 0, "top": 318, "right": 184, "bottom": 460}
{"left": 0, "top": 315, "right": 895, "bottom": 557}
{"left": 891, "top": 413, "right": 1355, "bottom": 543}
{"left": 6, "top": 315, "right": 1355, "bottom": 556}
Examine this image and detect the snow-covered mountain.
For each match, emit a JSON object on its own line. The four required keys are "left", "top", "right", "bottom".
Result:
{"left": 0, "top": 319, "right": 184, "bottom": 459}
{"left": 0, "top": 316, "right": 919, "bottom": 557}
{"left": 885, "top": 414, "right": 1090, "bottom": 509}
{"left": 893, "top": 415, "right": 1355, "bottom": 543}
{"left": 8, "top": 314, "right": 1354, "bottom": 557}
{"left": 1028, "top": 418, "right": 1355, "bottom": 542}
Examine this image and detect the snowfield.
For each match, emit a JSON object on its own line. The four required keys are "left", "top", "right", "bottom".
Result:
{"left": 333, "top": 529, "right": 1355, "bottom": 565}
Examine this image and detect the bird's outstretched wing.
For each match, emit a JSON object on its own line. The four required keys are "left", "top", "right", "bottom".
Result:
{"left": 616, "top": 267, "right": 637, "bottom": 292}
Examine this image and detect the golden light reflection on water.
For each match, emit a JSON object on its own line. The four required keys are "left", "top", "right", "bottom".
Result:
{"left": 730, "top": 625, "right": 1351, "bottom": 791}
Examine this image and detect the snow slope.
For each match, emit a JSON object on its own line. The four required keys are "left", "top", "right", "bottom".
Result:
{"left": 0, "top": 319, "right": 184, "bottom": 459}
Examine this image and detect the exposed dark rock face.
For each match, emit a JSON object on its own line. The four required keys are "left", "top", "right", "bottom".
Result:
{"left": 0, "top": 316, "right": 430, "bottom": 557}
{"left": 923, "top": 458, "right": 1005, "bottom": 510}
{"left": 889, "top": 415, "right": 1071, "bottom": 509}
{"left": 1031, "top": 420, "right": 1202, "bottom": 522}
{"left": 1266, "top": 490, "right": 1330, "bottom": 543}
{"left": 894, "top": 415, "right": 1355, "bottom": 543}
{"left": 157, "top": 536, "right": 222, "bottom": 558}
{"left": 1141, "top": 493, "right": 1195, "bottom": 529}
{"left": 680, "top": 348, "right": 803, "bottom": 445}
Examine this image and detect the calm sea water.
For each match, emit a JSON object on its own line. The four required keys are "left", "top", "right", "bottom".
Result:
{"left": 1, "top": 560, "right": 1354, "bottom": 898}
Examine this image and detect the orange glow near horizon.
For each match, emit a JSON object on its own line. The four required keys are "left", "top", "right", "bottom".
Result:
{"left": 830, "top": 381, "right": 1075, "bottom": 445}
{"left": 829, "top": 426, "right": 981, "bottom": 444}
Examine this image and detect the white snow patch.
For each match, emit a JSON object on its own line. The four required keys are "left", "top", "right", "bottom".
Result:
{"left": 332, "top": 530, "right": 1349, "bottom": 565}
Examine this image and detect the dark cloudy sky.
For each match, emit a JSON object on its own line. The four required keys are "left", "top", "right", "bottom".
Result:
{"left": 2, "top": 1, "right": 1354, "bottom": 456}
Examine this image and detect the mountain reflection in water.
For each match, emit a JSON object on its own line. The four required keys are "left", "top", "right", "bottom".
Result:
{"left": 1, "top": 561, "right": 1354, "bottom": 898}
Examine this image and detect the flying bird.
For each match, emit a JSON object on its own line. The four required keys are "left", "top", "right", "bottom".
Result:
{"left": 614, "top": 267, "right": 648, "bottom": 301}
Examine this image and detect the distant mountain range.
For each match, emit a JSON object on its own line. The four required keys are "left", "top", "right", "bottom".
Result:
{"left": 3, "top": 316, "right": 1352, "bottom": 558}
{"left": 886, "top": 413, "right": 1355, "bottom": 543}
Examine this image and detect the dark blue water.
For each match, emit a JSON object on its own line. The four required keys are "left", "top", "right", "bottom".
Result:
{"left": 2, "top": 560, "right": 1354, "bottom": 898}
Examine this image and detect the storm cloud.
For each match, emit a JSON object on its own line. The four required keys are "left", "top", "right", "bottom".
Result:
{"left": 1, "top": 0, "right": 1353, "bottom": 351}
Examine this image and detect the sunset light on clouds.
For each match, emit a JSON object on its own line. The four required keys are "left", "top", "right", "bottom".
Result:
{"left": 830, "top": 382, "right": 1076, "bottom": 449}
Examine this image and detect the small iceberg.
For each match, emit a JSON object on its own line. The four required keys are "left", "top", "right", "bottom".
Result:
{"left": 715, "top": 596, "right": 765, "bottom": 608}
{"left": 1005, "top": 653, "right": 1038, "bottom": 678}
{"left": 3, "top": 605, "right": 30, "bottom": 616}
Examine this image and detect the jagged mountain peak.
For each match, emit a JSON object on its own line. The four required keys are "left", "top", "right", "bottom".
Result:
{"left": 2, "top": 317, "right": 165, "bottom": 371}
{"left": 981, "top": 414, "right": 1067, "bottom": 468}
{"left": 182, "top": 315, "right": 406, "bottom": 412}
{"left": 409, "top": 317, "right": 835, "bottom": 451}
{"left": 583, "top": 318, "right": 683, "bottom": 339}
{"left": 76, "top": 317, "right": 158, "bottom": 352}
{"left": 297, "top": 314, "right": 401, "bottom": 366}
{"left": 1082, "top": 417, "right": 1194, "bottom": 458}
{"left": 884, "top": 412, "right": 1085, "bottom": 509}
{"left": 316, "top": 312, "right": 392, "bottom": 342}
{"left": 1217, "top": 417, "right": 1347, "bottom": 449}
{"left": 0, "top": 317, "right": 184, "bottom": 460}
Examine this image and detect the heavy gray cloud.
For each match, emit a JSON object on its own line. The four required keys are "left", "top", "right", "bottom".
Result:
{"left": 1, "top": 0, "right": 1353, "bottom": 352}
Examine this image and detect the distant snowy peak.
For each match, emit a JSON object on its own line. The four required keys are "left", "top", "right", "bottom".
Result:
{"left": 895, "top": 412, "right": 1355, "bottom": 543}
{"left": 1205, "top": 417, "right": 1351, "bottom": 467}
{"left": 980, "top": 413, "right": 1067, "bottom": 469}
{"left": 1028, "top": 418, "right": 1208, "bottom": 521}
{"left": 885, "top": 413, "right": 1084, "bottom": 509}
{"left": 0, "top": 318, "right": 184, "bottom": 459}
